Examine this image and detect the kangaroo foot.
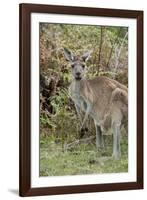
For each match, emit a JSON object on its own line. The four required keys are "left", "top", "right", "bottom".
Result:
{"left": 79, "top": 127, "right": 89, "bottom": 138}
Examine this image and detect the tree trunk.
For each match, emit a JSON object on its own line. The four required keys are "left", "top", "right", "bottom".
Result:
{"left": 97, "top": 26, "right": 105, "bottom": 74}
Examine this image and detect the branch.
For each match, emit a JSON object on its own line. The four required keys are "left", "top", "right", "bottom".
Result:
{"left": 113, "top": 32, "right": 128, "bottom": 78}
{"left": 64, "top": 136, "right": 95, "bottom": 151}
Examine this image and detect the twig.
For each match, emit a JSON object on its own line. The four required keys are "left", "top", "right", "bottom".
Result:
{"left": 64, "top": 136, "right": 95, "bottom": 151}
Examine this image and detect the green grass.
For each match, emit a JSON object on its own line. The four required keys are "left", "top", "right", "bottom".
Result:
{"left": 40, "top": 134, "right": 128, "bottom": 176}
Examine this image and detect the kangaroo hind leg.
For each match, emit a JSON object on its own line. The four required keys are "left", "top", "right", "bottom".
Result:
{"left": 111, "top": 108, "right": 122, "bottom": 159}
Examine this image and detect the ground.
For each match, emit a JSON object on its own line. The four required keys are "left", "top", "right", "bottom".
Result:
{"left": 40, "top": 133, "right": 128, "bottom": 176}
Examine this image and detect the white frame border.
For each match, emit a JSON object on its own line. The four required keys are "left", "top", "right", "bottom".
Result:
{"left": 31, "top": 13, "right": 137, "bottom": 188}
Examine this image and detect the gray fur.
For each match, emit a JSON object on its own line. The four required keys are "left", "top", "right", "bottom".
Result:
{"left": 64, "top": 48, "right": 128, "bottom": 159}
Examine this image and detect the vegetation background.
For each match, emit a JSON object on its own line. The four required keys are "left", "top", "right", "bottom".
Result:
{"left": 39, "top": 23, "right": 128, "bottom": 176}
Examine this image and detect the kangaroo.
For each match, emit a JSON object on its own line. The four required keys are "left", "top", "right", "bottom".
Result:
{"left": 63, "top": 48, "right": 128, "bottom": 159}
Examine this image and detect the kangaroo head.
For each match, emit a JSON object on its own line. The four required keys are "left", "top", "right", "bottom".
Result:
{"left": 63, "top": 48, "right": 91, "bottom": 80}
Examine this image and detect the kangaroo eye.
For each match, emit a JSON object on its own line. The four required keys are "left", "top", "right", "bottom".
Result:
{"left": 82, "top": 64, "right": 85, "bottom": 69}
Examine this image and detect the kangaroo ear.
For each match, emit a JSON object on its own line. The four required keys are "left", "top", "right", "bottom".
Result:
{"left": 82, "top": 51, "right": 92, "bottom": 62}
{"left": 63, "top": 48, "right": 74, "bottom": 62}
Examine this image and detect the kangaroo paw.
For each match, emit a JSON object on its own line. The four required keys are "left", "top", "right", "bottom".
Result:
{"left": 80, "top": 128, "right": 86, "bottom": 138}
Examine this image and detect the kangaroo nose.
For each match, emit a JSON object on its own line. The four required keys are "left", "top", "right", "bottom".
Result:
{"left": 76, "top": 72, "right": 81, "bottom": 76}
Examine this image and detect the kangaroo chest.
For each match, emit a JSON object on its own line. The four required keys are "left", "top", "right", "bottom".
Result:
{"left": 72, "top": 91, "right": 87, "bottom": 111}
{"left": 70, "top": 81, "right": 87, "bottom": 112}
{"left": 69, "top": 80, "right": 108, "bottom": 124}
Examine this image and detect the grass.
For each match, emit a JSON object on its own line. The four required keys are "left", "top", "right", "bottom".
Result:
{"left": 40, "top": 133, "right": 128, "bottom": 176}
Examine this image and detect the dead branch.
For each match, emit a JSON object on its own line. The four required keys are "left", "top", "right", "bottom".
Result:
{"left": 64, "top": 136, "right": 95, "bottom": 151}
{"left": 113, "top": 31, "right": 128, "bottom": 78}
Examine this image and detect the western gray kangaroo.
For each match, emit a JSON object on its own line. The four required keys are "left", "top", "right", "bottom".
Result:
{"left": 63, "top": 48, "right": 128, "bottom": 159}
